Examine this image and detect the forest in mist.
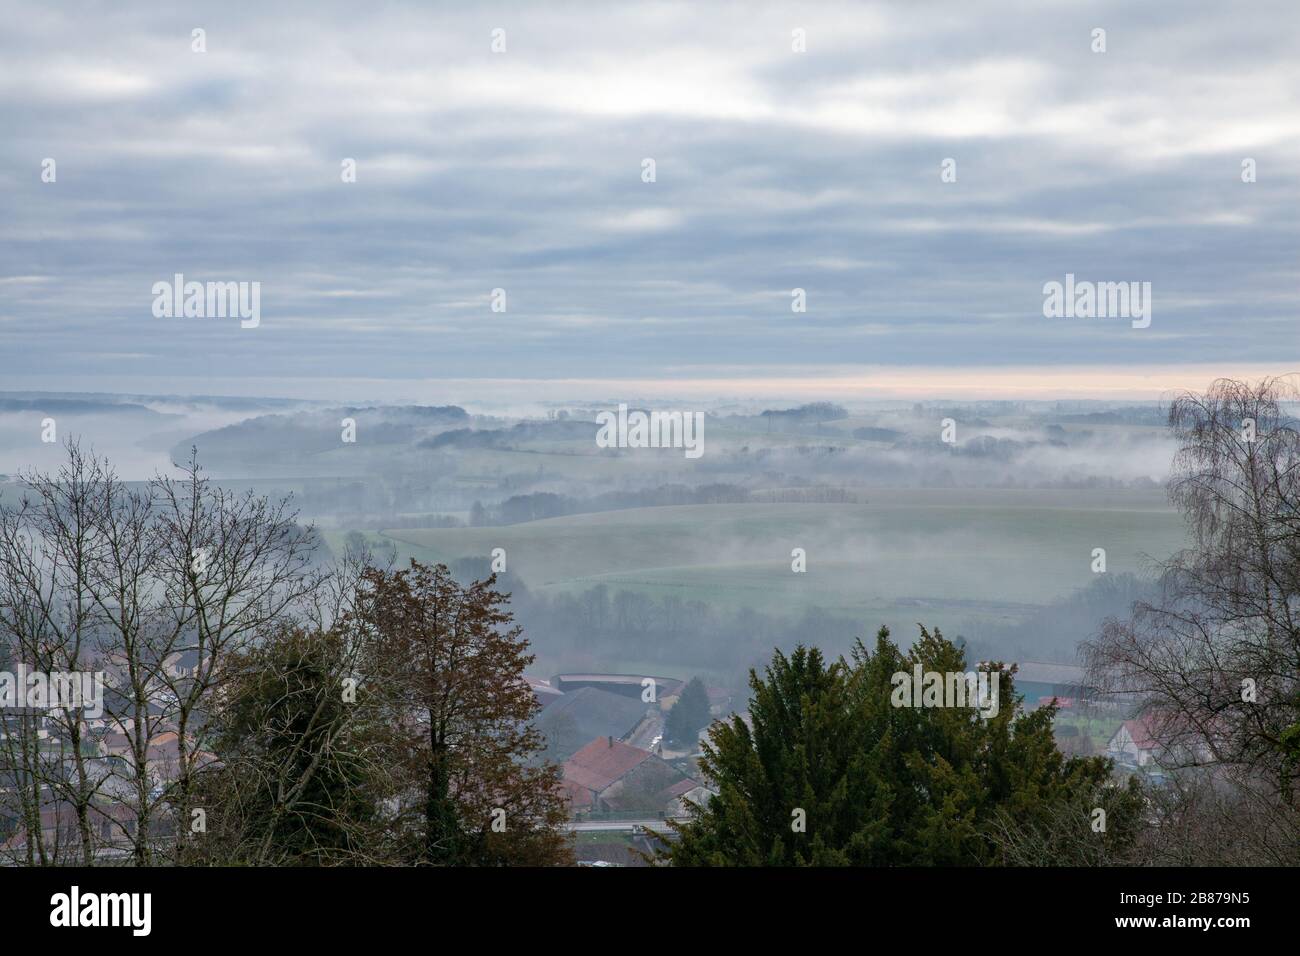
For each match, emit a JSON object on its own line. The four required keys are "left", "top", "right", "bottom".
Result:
{"left": 0, "top": 388, "right": 1185, "bottom": 692}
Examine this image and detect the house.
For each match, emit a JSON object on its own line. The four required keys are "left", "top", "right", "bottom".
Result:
{"left": 601, "top": 754, "right": 697, "bottom": 813}
{"left": 663, "top": 779, "right": 713, "bottom": 816}
{"left": 0, "top": 800, "right": 140, "bottom": 857}
{"left": 146, "top": 732, "right": 180, "bottom": 769}
{"left": 563, "top": 737, "right": 653, "bottom": 811}
{"left": 1108, "top": 715, "right": 1163, "bottom": 766}
{"left": 1106, "top": 712, "right": 1215, "bottom": 769}
{"left": 161, "top": 650, "right": 203, "bottom": 680}
{"left": 523, "top": 675, "right": 564, "bottom": 711}
{"left": 1012, "top": 661, "right": 1092, "bottom": 708}
{"left": 562, "top": 736, "right": 701, "bottom": 816}
{"left": 552, "top": 673, "right": 684, "bottom": 701}
{"left": 99, "top": 732, "right": 134, "bottom": 759}
{"left": 536, "top": 686, "right": 651, "bottom": 761}
{"left": 93, "top": 731, "right": 215, "bottom": 780}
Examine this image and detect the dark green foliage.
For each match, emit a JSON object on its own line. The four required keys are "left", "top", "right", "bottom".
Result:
{"left": 666, "top": 677, "right": 711, "bottom": 746}
{"left": 670, "top": 626, "right": 1137, "bottom": 866}
{"left": 198, "top": 626, "right": 383, "bottom": 865}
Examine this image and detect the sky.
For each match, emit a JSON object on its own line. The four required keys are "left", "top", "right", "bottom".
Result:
{"left": 1, "top": 0, "right": 1298, "bottom": 403}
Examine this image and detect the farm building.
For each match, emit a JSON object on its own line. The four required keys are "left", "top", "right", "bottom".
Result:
{"left": 536, "top": 686, "right": 652, "bottom": 762}
{"left": 1012, "top": 661, "right": 1093, "bottom": 708}
{"left": 562, "top": 736, "right": 701, "bottom": 815}
{"left": 551, "top": 673, "right": 684, "bottom": 701}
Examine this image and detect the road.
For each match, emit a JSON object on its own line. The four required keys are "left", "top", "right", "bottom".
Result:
{"left": 568, "top": 818, "right": 685, "bottom": 833}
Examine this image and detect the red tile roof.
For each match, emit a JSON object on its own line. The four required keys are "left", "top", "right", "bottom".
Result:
{"left": 563, "top": 737, "right": 653, "bottom": 793}
{"left": 1119, "top": 715, "right": 1163, "bottom": 752}
{"left": 560, "top": 778, "right": 593, "bottom": 811}
{"left": 663, "top": 778, "right": 700, "bottom": 798}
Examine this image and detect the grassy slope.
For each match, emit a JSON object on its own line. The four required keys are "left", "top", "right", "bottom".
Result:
{"left": 373, "top": 490, "right": 1185, "bottom": 631}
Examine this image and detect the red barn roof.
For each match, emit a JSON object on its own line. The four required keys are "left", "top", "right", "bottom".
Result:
{"left": 563, "top": 737, "right": 653, "bottom": 793}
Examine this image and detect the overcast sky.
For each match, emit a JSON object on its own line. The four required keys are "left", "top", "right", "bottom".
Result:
{"left": 1, "top": 0, "right": 1298, "bottom": 402}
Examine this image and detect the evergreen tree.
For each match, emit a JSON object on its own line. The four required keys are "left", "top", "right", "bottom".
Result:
{"left": 197, "top": 624, "right": 385, "bottom": 866}
{"left": 669, "top": 626, "right": 1141, "bottom": 866}
{"left": 666, "top": 676, "right": 711, "bottom": 746}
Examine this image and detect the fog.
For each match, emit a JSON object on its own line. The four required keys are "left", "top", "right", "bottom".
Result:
{"left": 0, "top": 388, "right": 1188, "bottom": 693}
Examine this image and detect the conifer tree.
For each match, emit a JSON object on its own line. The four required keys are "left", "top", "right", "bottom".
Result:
{"left": 670, "top": 626, "right": 1140, "bottom": 866}
{"left": 666, "top": 676, "right": 711, "bottom": 746}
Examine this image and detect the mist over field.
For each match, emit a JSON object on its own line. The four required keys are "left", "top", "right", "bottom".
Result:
{"left": 4, "top": 0, "right": 1298, "bottom": 889}
{"left": 0, "top": 388, "right": 1188, "bottom": 691}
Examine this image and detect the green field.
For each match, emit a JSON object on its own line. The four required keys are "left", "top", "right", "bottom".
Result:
{"left": 368, "top": 489, "right": 1186, "bottom": 632}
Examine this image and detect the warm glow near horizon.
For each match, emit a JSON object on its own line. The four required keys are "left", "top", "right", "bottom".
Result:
{"left": 380, "top": 364, "right": 1300, "bottom": 406}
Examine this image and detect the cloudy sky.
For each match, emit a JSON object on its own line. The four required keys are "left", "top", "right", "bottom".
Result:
{"left": 2, "top": 0, "right": 1298, "bottom": 402}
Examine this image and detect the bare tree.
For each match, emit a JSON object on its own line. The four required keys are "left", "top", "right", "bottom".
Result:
{"left": 1085, "top": 377, "right": 1300, "bottom": 863}
{"left": 147, "top": 448, "right": 322, "bottom": 863}
{"left": 0, "top": 444, "right": 117, "bottom": 864}
{"left": 190, "top": 620, "right": 392, "bottom": 866}
{"left": 988, "top": 782, "right": 1149, "bottom": 867}
{"left": 0, "top": 440, "right": 321, "bottom": 865}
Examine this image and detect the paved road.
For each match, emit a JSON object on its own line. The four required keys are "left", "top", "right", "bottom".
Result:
{"left": 569, "top": 818, "right": 685, "bottom": 832}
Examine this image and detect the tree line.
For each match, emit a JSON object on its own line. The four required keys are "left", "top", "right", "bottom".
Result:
{"left": 3, "top": 377, "right": 1298, "bottom": 866}
{"left": 0, "top": 444, "right": 570, "bottom": 866}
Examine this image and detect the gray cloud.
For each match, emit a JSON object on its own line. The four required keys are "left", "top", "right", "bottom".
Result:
{"left": 1, "top": 0, "right": 1297, "bottom": 397}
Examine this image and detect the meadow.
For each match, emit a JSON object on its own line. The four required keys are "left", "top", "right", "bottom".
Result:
{"left": 362, "top": 488, "right": 1186, "bottom": 637}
